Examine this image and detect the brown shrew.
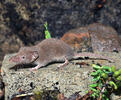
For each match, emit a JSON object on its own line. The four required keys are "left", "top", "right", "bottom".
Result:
{"left": 9, "top": 38, "right": 113, "bottom": 71}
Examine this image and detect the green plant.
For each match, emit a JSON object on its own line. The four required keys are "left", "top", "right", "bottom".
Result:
{"left": 44, "top": 22, "right": 51, "bottom": 39}
{"left": 89, "top": 64, "right": 121, "bottom": 100}
{"left": 33, "top": 88, "right": 59, "bottom": 100}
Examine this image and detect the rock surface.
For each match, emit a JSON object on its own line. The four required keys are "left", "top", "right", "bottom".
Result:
{"left": 1, "top": 52, "right": 121, "bottom": 99}
{"left": 61, "top": 28, "right": 92, "bottom": 52}
{"left": 88, "top": 23, "right": 121, "bottom": 52}
{"left": 61, "top": 23, "right": 121, "bottom": 52}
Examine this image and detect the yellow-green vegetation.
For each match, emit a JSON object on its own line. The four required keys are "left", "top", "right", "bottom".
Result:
{"left": 89, "top": 64, "right": 121, "bottom": 100}
{"left": 33, "top": 88, "right": 59, "bottom": 100}
{"left": 44, "top": 22, "right": 51, "bottom": 39}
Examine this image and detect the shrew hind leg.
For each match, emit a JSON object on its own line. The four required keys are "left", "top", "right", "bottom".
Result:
{"left": 57, "top": 57, "right": 69, "bottom": 68}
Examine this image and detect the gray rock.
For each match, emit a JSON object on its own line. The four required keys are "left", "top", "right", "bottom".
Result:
{"left": 1, "top": 52, "right": 121, "bottom": 99}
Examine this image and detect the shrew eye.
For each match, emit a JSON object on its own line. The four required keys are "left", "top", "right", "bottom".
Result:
{"left": 22, "top": 56, "right": 25, "bottom": 59}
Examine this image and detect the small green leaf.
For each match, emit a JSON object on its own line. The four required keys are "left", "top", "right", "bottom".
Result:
{"left": 91, "top": 94, "right": 96, "bottom": 98}
{"left": 114, "top": 71, "right": 120, "bottom": 77}
{"left": 102, "top": 66, "right": 112, "bottom": 72}
{"left": 92, "top": 78, "right": 98, "bottom": 82}
{"left": 102, "top": 94, "right": 105, "bottom": 98}
{"left": 44, "top": 22, "right": 51, "bottom": 39}
{"left": 109, "top": 81, "right": 118, "bottom": 90}
{"left": 111, "top": 66, "right": 116, "bottom": 72}
{"left": 101, "top": 73, "right": 108, "bottom": 79}
{"left": 90, "top": 88, "right": 97, "bottom": 92}
{"left": 103, "top": 70, "right": 110, "bottom": 74}
{"left": 97, "top": 76, "right": 101, "bottom": 80}
{"left": 92, "top": 76, "right": 101, "bottom": 81}
{"left": 92, "top": 64, "right": 101, "bottom": 70}
{"left": 91, "top": 70, "right": 101, "bottom": 76}
{"left": 85, "top": 90, "right": 88, "bottom": 93}
{"left": 116, "top": 75, "right": 121, "bottom": 81}
{"left": 89, "top": 84, "right": 98, "bottom": 88}
{"left": 91, "top": 72, "right": 98, "bottom": 76}
{"left": 118, "top": 69, "right": 121, "bottom": 74}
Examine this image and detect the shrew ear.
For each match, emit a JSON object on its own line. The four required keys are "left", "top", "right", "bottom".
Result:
{"left": 31, "top": 51, "right": 39, "bottom": 60}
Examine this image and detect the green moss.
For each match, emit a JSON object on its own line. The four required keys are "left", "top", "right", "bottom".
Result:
{"left": 33, "top": 87, "right": 60, "bottom": 100}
